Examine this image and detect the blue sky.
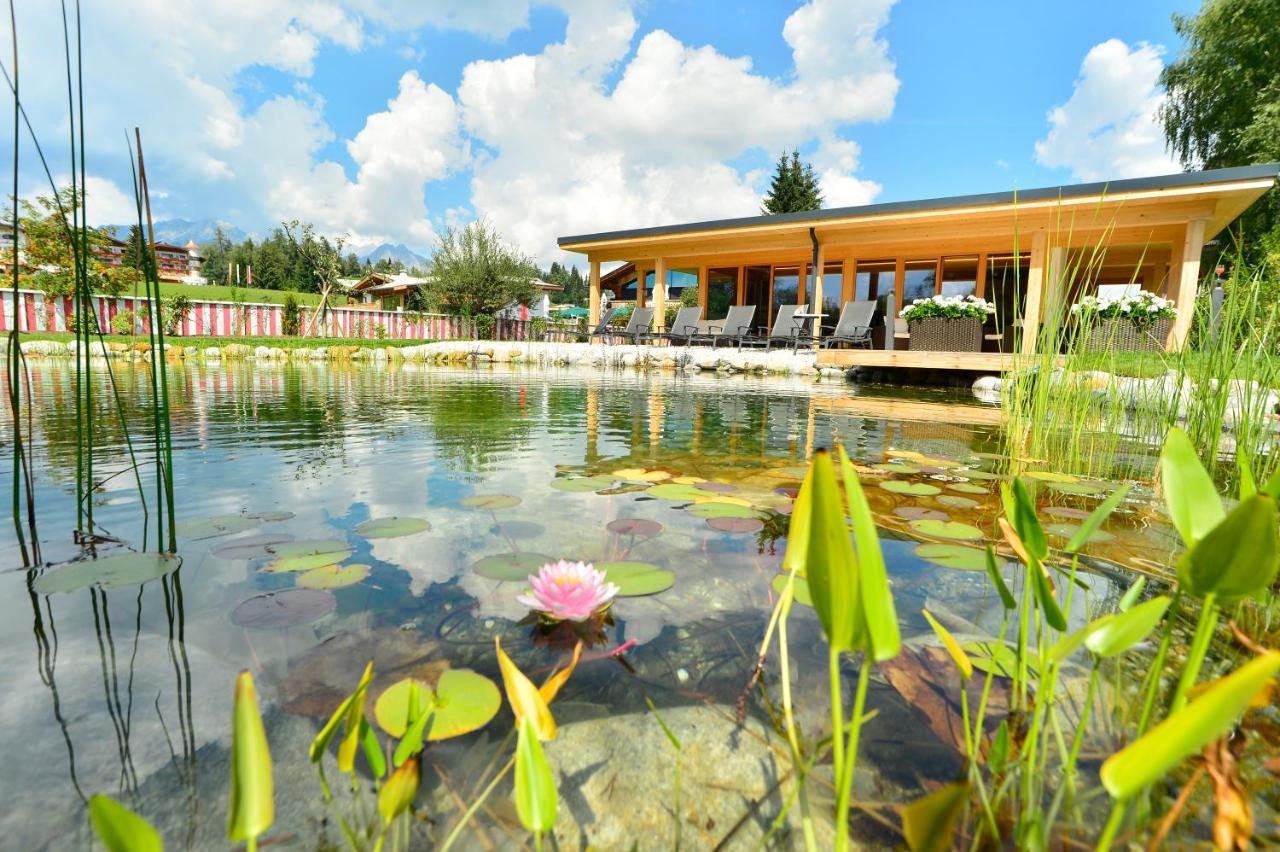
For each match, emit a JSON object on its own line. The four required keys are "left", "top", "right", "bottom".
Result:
{"left": 4, "top": 0, "right": 1200, "bottom": 262}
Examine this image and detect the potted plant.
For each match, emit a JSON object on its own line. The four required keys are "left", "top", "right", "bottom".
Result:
{"left": 900, "top": 294, "right": 995, "bottom": 352}
{"left": 1070, "top": 291, "right": 1175, "bottom": 352}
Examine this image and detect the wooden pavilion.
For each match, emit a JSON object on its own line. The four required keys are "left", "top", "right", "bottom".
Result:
{"left": 557, "top": 164, "right": 1279, "bottom": 370}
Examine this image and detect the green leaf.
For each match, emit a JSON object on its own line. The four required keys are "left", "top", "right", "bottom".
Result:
{"left": 393, "top": 709, "right": 434, "bottom": 767}
{"left": 1237, "top": 451, "right": 1257, "bottom": 500}
{"left": 356, "top": 517, "right": 430, "bottom": 539}
{"left": 902, "top": 781, "right": 970, "bottom": 852}
{"left": 771, "top": 572, "right": 814, "bottom": 607}
{"left": 514, "top": 716, "right": 558, "bottom": 833}
{"left": 471, "top": 552, "right": 554, "bottom": 581}
{"left": 915, "top": 543, "right": 987, "bottom": 571}
{"left": 984, "top": 546, "right": 1016, "bottom": 609}
{"left": 1118, "top": 577, "right": 1146, "bottom": 611}
{"left": 361, "top": 717, "right": 387, "bottom": 779}
{"left": 34, "top": 553, "right": 181, "bottom": 594}
{"left": 1176, "top": 495, "right": 1280, "bottom": 600}
{"left": 922, "top": 609, "right": 972, "bottom": 679}
{"left": 1101, "top": 652, "right": 1280, "bottom": 800}
{"left": 908, "top": 519, "right": 983, "bottom": 541}
{"left": 1030, "top": 558, "right": 1068, "bottom": 632}
{"left": 375, "top": 678, "right": 435, "bottom": 738}
{"left": 461, "top": 494, "right": 521, "bottom": 510}
{"left": 1159, "top": 427, "right": 1224, "bottom": 545}
{"left": 1065, "top": 483, "right": 1130, "bottom": 553}
{"left": 595, "top": 561, "right": 676, "bottom": 596}
{"left": 1005, "top": 479, "right": 1047, "bottom": 561}
{"left": 1049, "top": 616, "right": 1111, "bottom": 665}
{"left": 378, "top": 757, "right": 420, "bottom": 826}
{"left": 176, "top": 514, "right": 257, "bottom": 541}
{"left": 989, "top": 722, "right": 1010, "bottom": 773}
{"left": 645, "top": 697, "right": 682, "bottom": 751}
{"left": 89, "top": 795, "right": 163, "bottom": 852}
{"left": 425, "top": 669, "right": 502, "bottom": 741}
{"left": 310, "top": 662, "right": 374, "bottom": 763}
{"left": 685, "top": 501, "right": 758, "bottom": 519}
{"left": 227, "top": 671, "right": 274, "bottom": 844}
{"left": 265, "top": 540, "right": 353, "bottom": 573}
{"left": 879, "top": 480, "right": 942, "bottom": 496}
{"left": 1085, "top": 596, "right": 1171, "bottom": 658}
{"left": 840, "top": 447, "right": 899, "bottom": 661}
{"left": 785, "top": 451, "right": 859, "bottom": 652}
{"left": 297, "top": 563, "right": 370, "bottom": 589}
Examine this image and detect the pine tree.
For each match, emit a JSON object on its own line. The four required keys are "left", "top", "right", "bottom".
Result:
{"left": 122, "top": 224, "right": 147, "bottom": 271}
{"left": 761, "top": 149, "right": 824, "bottom": 215}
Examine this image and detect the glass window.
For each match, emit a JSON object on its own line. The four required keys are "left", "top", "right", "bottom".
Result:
{"left": 743, "top": 266, "right": 771, "bottom": 323}
{"left": 940, "top": 256, "right": 978, "bottom": 298}
{"left": 820, "top": 262, "right": 843, "bottom": 325}
{"left": 986, "top": 254, "right": 1028, "bottom": 330}
{"left": 706, "top": 268, "right": 737, "bottom": 321}
{"left": 667, "top": 268, "right": 697, "bottom": 301}
{"left": 772, "top": 267, "right": 800, "bottom": 331}
{"left": 1097, "top": 283, "right": 1141, "bottom": 299}
{"left": 902, "top": 259, "right": 937, "bottom": 304}
{"left": 855, "top": 260, "right": 895, "bottom": 321}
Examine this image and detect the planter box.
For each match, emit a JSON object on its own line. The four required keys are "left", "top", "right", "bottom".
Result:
{"left": 908, "top": 316, "right": 983, "bottom": 352}
{"left": 1083, "top": 317, "right": 1170, "bottom": 352}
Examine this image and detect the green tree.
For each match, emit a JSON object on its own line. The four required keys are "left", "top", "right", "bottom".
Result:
{"left": 1160, "top": 0, "right": 1280, "bottom": 259}
{"left": 761, "top": 150, "right": 823, "bottom": 215}
{"left": 121, "top": 224, "right": 147, "bottom": 271}
{"left": 6, "top": 187, "right": 107, "bottom": 290}
{"left": 200, "top": 226, "right": 233, "bottom": 285}
{"left": 283, "top": 220, "right": 346, "bottom": 335}
{"left": 427, "top": 221, "right": 539, "bottom": 319}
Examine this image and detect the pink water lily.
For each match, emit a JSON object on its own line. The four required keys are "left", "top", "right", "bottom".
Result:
{"left": 518, "top": 560, "right": 619, "bottom": 622}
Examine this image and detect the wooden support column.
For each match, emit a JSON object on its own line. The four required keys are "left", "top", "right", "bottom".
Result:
{"left": 635, "top": 263, "right": 646, "bottom": 308}
{"left": 1167, "top": 219, "right": 1207, "bottom": 351}
{"left": 588, "top": 259, "right": 602, "bottom": 327}
{"left": 653, "top": 256, "right": 667, "bottom": 332}
{"left": 887, "top": 257, "right": 906, "bottom": 351}
{"left": 974, "top": 251, "right": 988, "bottom": 298}
{"left": 811, "top": 242, "right": 826, "bottom": 339}
{"left": 842, "top": 258, "right": 854, "bottom": 303}
{"left": 585, "top": 385, "right": 599, "bottom": 462}
{"left": 698, "top": 265, "right": 709, "bottom": 317}
{"left": 1020, "top": 231, "right": 1049, "bottom": 356}
{"left": 1044, "top": 245, "right": 1068, "bottom": 335}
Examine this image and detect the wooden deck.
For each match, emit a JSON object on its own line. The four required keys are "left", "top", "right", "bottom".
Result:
{"left": 811, "top": 395, "right": 1002, "bottom": 426}
{"left": 816, "top": 348, "right": 1020, "bottom": 372}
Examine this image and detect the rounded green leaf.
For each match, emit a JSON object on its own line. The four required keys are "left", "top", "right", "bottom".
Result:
{"left": 428, "top": 669, "right": 502, "bottom": 740}
{"left": 471, "top": 552, "right": 553, "bottom": 581}
{"left": 1025, "top": 471, "right": 1077, "bottom": 483}
{"left": 550, "top": 476, "right": 615, "bottom": 493}
{"left": 879, "top": 480, "right": 941, "bottom": 496}
{"left": 35, "top": 552, "right": 181, "bottom": 594}
{"left": 596, "top": 561, "right": 676, "bottom": 596}
{"left": 771, "top": 573, "right": 814, "bottom": 607}
{"left": 1047, "top": 481, "right": 1109, "bottom": 497}
{"left": 908, "top": 519, "right": 984, "bottom": 540}
{"left": 947, "top": 482, "right": 988, "bottom": 495}
{"left": 937, "top": 495, "right": 979, "bottom": 509}
{"left": 707, "top": 516, "right": 764, "bottom": 533}
{"left": 915, "top": 543, "right": 988, "bottom": 571}
{"left": 1177, "top": 495, "right": 1279, "bottom": 599}
{"left": 265, "top": 540, "right": 353, "bottom": 573}
{"left": 606, "top": 518, "right": 663, "bottom": 536}
{"left": 872, "top": 462, "right": 920, "bottom": 474}
{"left": 298, "top": 563, "right": 370, "bottom": 589}
{"left": 1085, "top": 596, "right": 1171, "bottom": 658}
{"left": 646, "top": 483, "right": 710, "bottom": 501}
{"left": 375, "top": 678, "right": 433, "bottom": 738}
{"left": 356, "top": 517, "right": 431, "bottom": 539}
{"left": 686, "top": 502, "right": 759, "bottom": 519}
{"left": 230, "top": 589, "right": 336, "bottom": 628}
{"left": 461, "top": 495, "right": 521, "bottom": 510}
{"left": 177, "top": 514, "right": 257, "bottom": 541}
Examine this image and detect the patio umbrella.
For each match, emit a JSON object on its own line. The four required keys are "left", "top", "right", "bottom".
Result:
{"left": 555, "top": 306, "right": 589, "bottom": 318}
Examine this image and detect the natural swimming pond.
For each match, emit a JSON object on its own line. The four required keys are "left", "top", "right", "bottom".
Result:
{"left": 0, "top": 359, "right": 1263, "bottom": 849}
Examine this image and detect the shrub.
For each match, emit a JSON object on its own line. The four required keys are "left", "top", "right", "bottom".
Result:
{"left": 679, "top": 286, "right": 699, "bottom": 308}
{"left": 282, "top": 294, "right": 301, "bottom": 336}
{"left": 163, "top": 294, "right": 190, "bottom": 336}
{"left": 375, "top": 323, "right": 387, "bottom": 340}
{"left": 474, "top": 314, "right": 496, "bottom": 340}
{"left": 65, "top": 306, "right": 100, "bottom": 335}
{"left": 28, "top": 270, "right": 74, "bottom": 297}
{"left": 99, "top": 266, "right": 142, "bottom": 298}
{"left": 899, "top": 294, "right": 995, "bottom": 322}
{"left": 111, "top": 309, "right": 136, "bottom": 336}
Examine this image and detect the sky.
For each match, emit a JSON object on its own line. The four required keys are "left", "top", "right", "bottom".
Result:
{"left": 1, "top": 0, "right": 1200, "bottom": 264}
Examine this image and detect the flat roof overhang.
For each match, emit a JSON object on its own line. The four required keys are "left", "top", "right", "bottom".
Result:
{"left": 558, "top": 164, "right": 1279, "bottom": 263}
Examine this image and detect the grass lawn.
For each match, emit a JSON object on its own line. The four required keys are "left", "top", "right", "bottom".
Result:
{"left": 117, "top": 281, "right": 349, "bottom": 307}
{"left": 19, "top": 331, "right": 437, "bottom": 349}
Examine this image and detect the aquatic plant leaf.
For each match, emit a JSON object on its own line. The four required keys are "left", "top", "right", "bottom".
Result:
{"left": 471, "top": 552, "right": 554, "bottom": 581}
{"left": 1085, "top": 596, "right": 1171, "bottom": 658}
{"left": 879, "top": 480, "right": 941, "bottom": 496}
{"left": 265, "top": 540, "right": 353, "bottom": 573}
{"left": 514, "top": 716, "right": 558, "bottom": 833}
{"left": 612, "top": 468, "right": 671, "bottom": 482}
{"left": 902, "top": 781, "right": 969, "bottom": 852}
{"left": 671, "top": 475, "right": 706, "bottom": 485}
{"left": 922, "top": 609, "right": 972, "bottom": 679}
{"left": 771, "top": 572, "right": 814, "bottom": 607}
{"left": 1025, "top": 471, "right": 1077, "bottom": 483}
{"left": 966, "top": 640, "right": 1021, "bottom": 678}
{"left": 550, "top": 476, "right": 615, "bottom": 493}
{"left": 1000, "top": 519, "right": 1067, "bottom": 631}
{"left": 946, "top": 482, "right": 988, "bottom": 495}
{"left": 596, "top": 561, "right": 675, "bottom": 596}
{"left": 297, "top": 563, "right": 370, "bottom": 590}
{"left": 34, "top": 553, "right": 181, "bottom": 594}
{"left": 894, "top": 507, "right": 949, "bottom": 521}
{"left": 378, "top": 756, "right": 419, "bottom": 826}
{"left": 539, "top": 642, "right": 582, "bottom": 705}
{"left": 785, "top": 451, "right": 859, "bottom": 652}
{"left": 1046, "top": 481, "right": 1110, "bottom": 496}
{"left": 606, "top": 518, "right": 663, "bottom": 536}
{"left": 984, "top": 546, "right": 1016, "bottom": 609}
{"left": 873, "top": 462, "right": 921, "bottom": 474}
{"left": 1063, "top": 483, "right": 1130, "bottom": 553}
{"left": 212, "top": 534, "right": 295, "bottom": 560}
{"left": 989, "top": 722, "right": 1010, "bottom": 773}
{"left": 915, "top": 543, "right": 987, "bottom": 571}
{"left": 361, "top": 718, "right": 386, "bottom": 779}
{"left": 1101, "top": 652, "right": 1280, "bottom": 800}
{"left": 1119, "top": 577, "right": 1146, "bottom": 611}
{"left": 936, "top": 495, "right": 979, "bottom": 509}
{"left": 89, "top": 795, "right": 162, "bottom": 852}
{"left": 1160, "top": 427, "right": 1224, "bottom": 545}
{"left": 1177, "top": 495, "right": 1279, "bottom": 600}
{"left": 374, "top": 678, "right": 434, "bottom": 738}
{"left": 356, "top": 517, "right": 430, "bottom": 539}
{"left": 311, "top": 663, "right": 374, "bottom": 762}
{"left": 227, "top": 671, "right": 274, "bottom": 844}
{"left": 1003, "top": 480, "right": 1047, "bottom": 561}
{"left": 1237, "top": 451, "right": 1257, "bottom": 500}
{"left": 427, "top": 669, "right": 502, "bottom": 741}
{"left": 1046, "top": 523, "right": 1115, "bottom": 544}
{"left": 840, "top": 447, "right": 899, "bottom": 661}
{"left": 461, "top": 494, "right": 521, "bottom": 510}
{"left": 230, "top": 589, "right": 337, "bottom": 628}
{"left": 394, "top": 708, "right": 434, "bottom": 767}
{"left": 177, "top": 514, "right": 257, "bottom": 541}
{"left": 685, "top": 501, "right": 758, "bottom": 519}
{"left": 496, "top": 638, "right": 557, "bottom": 740}
{"left": 908, "top": 519, "right": 983, "bottom": 541}
{"left": 646, "top": 483, "right": 709, "bottom": 501}
{"left": 645, "top": 697, "right": 683, "bottom": 750}
{"left": 706, "top": 516, "right": 764, "bottom": 533}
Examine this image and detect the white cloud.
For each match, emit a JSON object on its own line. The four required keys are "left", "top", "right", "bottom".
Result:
{"left": 1034, "top": 39, "right": 1179, "bottom": 182}
{"left": 82, "top": 175, "right": 145, "bottom": 227}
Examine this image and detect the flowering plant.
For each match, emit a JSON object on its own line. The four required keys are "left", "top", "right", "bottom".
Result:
{"left": 1070, "top": 291, "right": 1176, "bottom": 327}
{"left": 518, "top": 560, "right": 618, "bottom": 622}
{"left": 899, "top": 294, "right": 996, "bottom": 322}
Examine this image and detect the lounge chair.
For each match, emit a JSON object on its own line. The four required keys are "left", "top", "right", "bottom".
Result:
{"left": 818, "top": 300, "right": 877, "bottom": 349}
{"left": 642, "top": 305, "right": 702, "bottom": 346}
{"left": 689, "top": 305, "right": 756, "bottom": 348}
{"left": 738, "top": 304, "right": 806, "bottom": 350}
{"left": 577, "top": 306, "right": 620, "bottom": 342}
{"left": 597, "top": 306, "right": 654, "bottom": 344}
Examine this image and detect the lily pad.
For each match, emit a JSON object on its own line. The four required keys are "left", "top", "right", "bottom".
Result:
{"left": 265, "top": 540, "right": 353, "bottom": 573}
{"left": 1046, "top": 523, "right": 1115, "bottom": 544}
{"left": 1044, "top": 506, "right": 1091, "bottom": 519}
{"left": 873, "top": 462, "right": 921, "bottom": 474}
{"left": 646, "top": 483, "right": 709, "bottom": 501}
{"left": 461, "top": 494, "right": 521, "bottom": 510}
{"left": 612, "top": 468, "right": 672, "bottom": 482}
{"left": 707, "top": 516, "right": 764, "bottom": 533}
{"left": 34, "top": 552, "right": 181, "bottom": 594}
{"left": 231, "top": 588, "right": 336, "bottom": 628}
{"left": 692, "top": 494, "right": 753, "bottom": 508}
{"left": 908, "top": 519, "right": 984, "bottom": 541}
{"left": 176, "top": 514, "right": 257, "bottom": 541}
{"left": 212, "top": 533, "right": 295, "bottom": 560}
{"left": 947, "top": 482, "right": 988, "bottom": 495}
{"left": 550, "top": 476, "right": 615, "bottom": 493}
{"left": 298, "top": 563, "right": 370, "bottom": 589}
{"left": 596, "top": 561, "right": 675, "bottom": 596}
{"left": 1026, "top": 471, "right": 1078, "bottom": 483}
{"left": 771, "top": 573, "right": 813, "bottom": 607}
{"left": 1048, "top": 481, "right": 1110, "bottom": 497}
{"left": 356, "top": 517, "right": 431, "bottom": 539}
{"left": 955, "top": 469, "right": 1002, "bottom": 481}
{"left": 697, "top": 481, "right": 738, "bottom": 493}
{"left": 671, "top": 476, "right": 706, "bottom": 485}
{"left": 247, "top": 510, "right": 295, "bottom": 522}
{"left": 915, "top": 543, "right": 988, "bottom": 571}
{"left": 374, "top": 669, "right": 501, "bottom": 741}
{"left": 880, "top": 481, "right": 942, "bottom": 496}
{"left": 686, "top": 502, "right": 759, "bottom": 519}
{"left": 471, "top": 552, "right": 553, "bottom": 581}
{"left": 606, "top": 518, "right": 663, "bottom": 537}
{"left": 937, "top": 495, "right": 979, "bottom": 510}
{"left": 894, "top": 507, "right": 949, "bottom": 521}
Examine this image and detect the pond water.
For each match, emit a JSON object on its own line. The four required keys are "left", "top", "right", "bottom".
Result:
{"left": 0, "top": 360, "right": 1185, "bottom": 849}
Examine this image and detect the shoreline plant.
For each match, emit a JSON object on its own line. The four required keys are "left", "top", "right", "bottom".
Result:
{"left": 899, "top": 293, "right": 996, "bottom": 322}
